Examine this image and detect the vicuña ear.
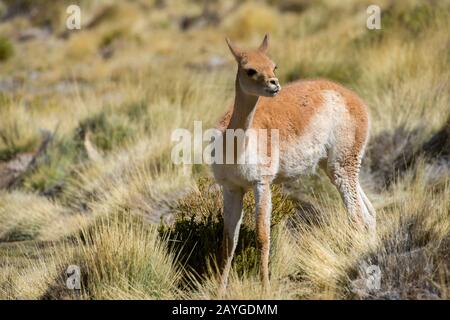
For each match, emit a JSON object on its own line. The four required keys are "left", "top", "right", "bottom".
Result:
{"left": 226, "top": 37, "right": 242, "bottom": 62}
{"left": 258, "top": 34, "right": 269, "bottom": 53}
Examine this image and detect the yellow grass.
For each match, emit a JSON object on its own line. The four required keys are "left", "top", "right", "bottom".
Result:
{"left": 0, "top": 0, "right": 449, "bottom": 299}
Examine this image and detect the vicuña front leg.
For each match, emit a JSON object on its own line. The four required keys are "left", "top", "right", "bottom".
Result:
{"left": 220, "top": 186, "right": 244, "bottom": 293}
{"left": 253, "top": 181, "right": 272, "bottom": 289}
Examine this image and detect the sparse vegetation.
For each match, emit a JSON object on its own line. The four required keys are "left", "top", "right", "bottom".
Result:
{"left": 0, "top": 0, "right": 449, "bottom": 300}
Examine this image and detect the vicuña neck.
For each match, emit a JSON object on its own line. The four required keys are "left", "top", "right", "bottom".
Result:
{"left": 228, "top": 75, "right": 259, "bottom": 130}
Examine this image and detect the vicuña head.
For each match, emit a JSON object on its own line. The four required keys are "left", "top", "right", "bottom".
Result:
{"left": 226, "top": 34, "right": 281, "bottom": 97}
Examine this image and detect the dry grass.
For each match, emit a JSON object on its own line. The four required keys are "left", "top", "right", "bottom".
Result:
{"left": 43, "top": 214, "right": 183, "bottom": 300}
{"left": 0, "top": 191, "right": 86, "bottom": 241}
{"left": 0, "top": 0, "right": 449, "bottom": 300}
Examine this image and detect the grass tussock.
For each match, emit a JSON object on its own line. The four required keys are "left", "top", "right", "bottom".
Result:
{"left": 222, "top": 2, "right": 281, "bottom": 39}
{"left": 0, "top": 36, "right": 13, "bottom": 61}
{"left": 0, "top": 101, "right": 39, "bottom": 161}
{"left": 42, "top": 214, "right": 182, "bottom": 300}
{"left": 0, "top": 191, "right": 85, "bottom": 242}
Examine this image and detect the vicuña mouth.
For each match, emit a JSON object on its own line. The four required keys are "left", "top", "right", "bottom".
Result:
{"left": 265, "top": 87, "right": 280, "bottom": 96}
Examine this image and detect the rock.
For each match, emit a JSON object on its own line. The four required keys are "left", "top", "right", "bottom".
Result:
{"left": 0, "top": 130, "right": 52, "bottom": 189}
{"left": 186, "top": 55, "right": 226, "bottom": 71}
{"left": 16, "top": 27, "right": 51, "bottom": 42}
{"left": 0, "top": 153, "right": 34, "bottom": 189}
{"left": 0, "top": 78, "right": 21, "bottom": 93}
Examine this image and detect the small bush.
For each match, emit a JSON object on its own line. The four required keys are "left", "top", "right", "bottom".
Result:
{"left": 160, "top": 177, "right": 296, "bottom": 279}
{"left": 387, "top": 2, "right": 437, "bottom": 36}
{"left": 353, "top": 2, "right": 443, "bottom": 48}
{"left": 65, "top": 32, "right": 100, "bottom": 60}
{"left": 285, "top": 60, "right": 360, "bottom": 85}
{"left": 22, "top": 137, "right": 85, "bottom": 195}
{"left": 86, "top": 3, "right": 140, "bottom": 30}
{"left": 2, "top": 0, "right": 69, "bottom": 31}
{"left": 78, "top": 111, "right": 136, "bottom": 152}
{"left": 0, "top": 103, "right": 39, "bottom": 161}
{"left": 0, "top": 140, "right": 37, "bottom": 162}
{"left": 222, "top": 2, "right": 280, "bottom": 39}
{"left": 100, "top": 29, "right": 125, "bottom": 48}
{"left": 0, "top": 36, "right": 13, "bottom": 62}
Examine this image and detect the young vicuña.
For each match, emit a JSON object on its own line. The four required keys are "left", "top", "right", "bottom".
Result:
{"left": 212, "top": 35, "right": 376, "bottom": 290}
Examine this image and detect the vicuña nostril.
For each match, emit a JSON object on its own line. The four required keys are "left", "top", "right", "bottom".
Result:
{"left": 269, "top": 79, "right": 278, "bottom": 86}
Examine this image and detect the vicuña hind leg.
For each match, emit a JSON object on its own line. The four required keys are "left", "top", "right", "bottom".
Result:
{"left": 326, "top": 158, "right": 375, "bottom": 231}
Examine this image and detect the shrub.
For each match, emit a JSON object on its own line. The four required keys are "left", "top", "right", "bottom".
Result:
{"left": 221, "top": 2, "right": 280, "bottom": 39}
{"left": 65, "top": 32, "right": 100, "bottom": 61}
{"left": 352, "top": 2, "right": 445, "bottom": 48}
{"left": 159, "top": 177, "right": 296, "bottom": 280}
{"left": 78, "top": 110, "right": 136, "bottom": 152}
{"left": 285, "top": 60, "right": 360, "bottom": 86}
{"left": 22, "top": 136, "right": 85, "bottom": 195}
{"left": 0, "top": 103, "right": 38, "bottom": 161}
{"left": 2, "top": 0, "right": 69, "bottom": 31}
{"left": 0, "top": 36, "right": 14, "bottom": 62}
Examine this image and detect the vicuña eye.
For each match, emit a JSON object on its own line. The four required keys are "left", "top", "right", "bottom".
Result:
{"left": 274, "top": 65, "right": 278, "bottom": 71}
{"left": 246, "top": 68, "right": 257, "bottom": 77}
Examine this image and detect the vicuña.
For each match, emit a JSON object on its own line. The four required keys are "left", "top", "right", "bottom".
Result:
{"left": 212, "top": 35, "right": 376, "bottom": 290}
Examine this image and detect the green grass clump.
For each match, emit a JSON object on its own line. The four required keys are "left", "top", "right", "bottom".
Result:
{"left": 0, "top": 102, "right": 39, "bottom": 161}
{"left": 100, "top": 29, "right": 125, "bottom": 49}
{"left": 1, "top": 225, "right": 40, "bottom": 242}
{"left": 0, "top": 139, "right": 37, "bottom": 162}
{"left": 22, "top": 137, "right": 84, "bottom": 195}
{"left": 353, "top": 1, "right": 444, "bottom": 48}
{"left": 78, "top": 112, "right": 135, "bottom": 152}
{"left": 385, "top": 2, "right": 438, "bottom": 36}
{"left": 160, "top": 177, "right": 296, "bottom": 279}
{"left": 0, "top": 37, "right": 13, "bottom": 62}
{"left": 2, "top": 0, "right": 70, "bottom": 31}
{"left": 285, "top": 60, "right": 360, "bottom": 86}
